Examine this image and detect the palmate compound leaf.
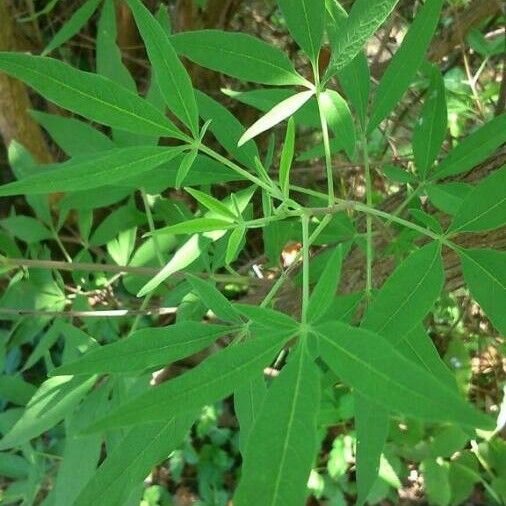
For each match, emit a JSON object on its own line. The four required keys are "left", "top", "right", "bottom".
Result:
{"left": 368, "top": 0, "right": 444, "bottom": 132}
{"left": 126, "top": 0, "right": 199, "bottom": 136}
{"left": 277, "top": 0, "right": 325, "bottom": 63}
{"left": 75, "top": 415, "right": 195, "bottom": 506}
{"left": 234, "top": 343, "right": 321, "bottom": 506}
{"left": 315, "top": 321, "right": 493, "bottom": 430}
{"left": 0, "top": 52, "right": 184, "bottom": 139}
{"left": 84, "top": 331, "right": 293, "bottom": 433}
{"left": 50, "top": 322, "right": 231, "bottom": 376}
{"left": 170, "top": 30, "right": 308, "bottom": 87}
{"left": 459, "top": 249, "right": 506, "bottom": 335}
{"left": 0, "top": 146, "right": 184, "bottom": 196}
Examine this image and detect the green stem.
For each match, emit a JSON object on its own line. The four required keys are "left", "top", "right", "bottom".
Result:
{"left": 301, "top": 214, "right": 310, "bottom": 325}
{"left": 199, "top": 144, "right": 279, "bottom": 196}
{"left": 316, "top": 92, "right": 335, "bottom": 206}
{"left": 140, "top": 188, "right": 164, "bottom": 267}
{"left": 361, "top": 131, "right": 373, "bottom": 298}
{"left": 261, "top": 214, "right": 332, "bottom": 309}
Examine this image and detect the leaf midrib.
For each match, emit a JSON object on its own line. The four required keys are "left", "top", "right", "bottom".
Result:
{"left": 2, "top": 58, "right": 176, "bottom": 135}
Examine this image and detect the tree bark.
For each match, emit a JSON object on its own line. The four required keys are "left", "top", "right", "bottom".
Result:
{"left": 0, "top": 1, "right": 52, "bottom": 166}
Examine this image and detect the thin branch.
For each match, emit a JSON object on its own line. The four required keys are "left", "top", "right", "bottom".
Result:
{"left": 0, "top": 307, "right": 178, "bottom": 318}
{"left": 1, "top": 257, "right": 262, "bottom": 285}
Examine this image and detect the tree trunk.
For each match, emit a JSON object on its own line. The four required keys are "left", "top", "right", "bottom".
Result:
{"left": 0, "top": 2, "right": 52, "bottom": 167}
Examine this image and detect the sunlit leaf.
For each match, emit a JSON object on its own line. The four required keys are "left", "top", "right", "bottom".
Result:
{"left": 171, "top": 30, "right": 308, "bottom": 86}
{"left": 239, "top": 90, "right": 315, "bottom": 146}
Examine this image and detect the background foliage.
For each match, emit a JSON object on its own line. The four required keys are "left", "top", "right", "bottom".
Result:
{"left": 0, "top": 0, "right": 504, "bottom": 505}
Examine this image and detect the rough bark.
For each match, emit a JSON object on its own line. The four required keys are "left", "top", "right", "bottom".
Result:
{"left": 0, "top": 2, "right": 52, "bottom": 166}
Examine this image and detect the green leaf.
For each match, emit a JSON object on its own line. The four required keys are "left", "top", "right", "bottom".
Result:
{"left": 185, "top": 187, "right": 237, "bottom": 220}
{"left": 425, "top": 182, "right": 472, "bottom": 215}
{"left": 413, "top": 65, "right": 447, "bottom": 178}
{"left": 0, "top": 453, "right": 29, "bottom": 480}
{"left": 354, "top": 393, "right": 389, "bottom": 506}
{"left": 315, "top": 321, "right": 493, "bottom": 429}
{"left": 96, "top": 0, "right": 137, "bottom": 91}
{"left": 234, "top": 344, "right": 320, "bottom": 506}
{"left": 307, "top": 245, "right": 344, "bottom": 323}
{"left": 319, "top": 89, "right": 356, "bottom": 159}
{"left": 409, "top": 209, "right": 443, "bottom": 234}
{"left": 381, "top": 164, "right": 417, "bottom": 184}
{"left": 279, "top": 117, "right": 295, "bottom": 196}
{"left": 226, "top": 225, "right": 246, "bottom": 265}
{"left": 138, "top": 187, "right": 256, "bottom": 296}
{"left": 277, "top": 0, "right": 325, "bottom": 63}
{"left": 325, "top": 0, "right": 370, "bottom": 127}
{"left": 0, "top": 376, "right": 96, "bottom": 450}
{"left": 0, "top": 216, "right": 52, "bottom": 243}
{"left": 398, "top": 325, "right": 456, "bottom": 390}
{"left": 153, "top": 217, "right": 234, "bottom": 236}
{"left": 460, "top": 249, "right": 506, "bottom": 335}
{"left": 361, "top": 242, "right": 444, "bottom": 342}
{"left": 52, "top": 388, "right": 105, "bottom": 506}
{"left": 326, "top": 0, "right": 401, "bottom": 75}
{"left": 0, "top": 147, "right": 183, "bottom": 196}
{"left": 0, "top": 52, "right": 183, "bottom": 138}
{"left": 170, "top": 30, "right": 307, "bottom": 86}
{"left": 235, "top": 304, "right": 299, "bottom": 334}
{"left": 448, "top": 166, "right": 506, "bottom": 233}
{"left": 30, "top": 110, "right": 115, "bottom": 156}
{"left": 42, "top": 0, "right": 102, "bottom": 55}
{"left": 421, "top": 458, "right": 451, "bottom": 506}
{"left": 224, "top": 88, "right": 320, "bottom": 128}
{"left": 52, "top": 323, "right": 230, "bottom": 376}
{"left": 434, "top": 114, "right": 506, "bottom": 179}
{"left": 74, "top": 416, "right": 194, "bottom": 506}
{"left": 0, "top": 376, "right": 36, "bottom": 406}
{"left": 234, "top": 376, "right": 267, "bottom": 455}
{"left": 175, "top": 149, "right": 198, "bottom": 188}
{"left": 186, "top": 275, "right": 242, "bottom": 323}
{"left": 126, "top": 0, "right": 199, "bottom": 135}
{"left": 196, "top": 91, "right": 259, "bottom": 170}
{"left": 85, "top": 332, "right": 290, "bottom": 432}
{"left": 368, "top": 0, "right": 444, "bottom": 132}
{"left": 239, "top": 90, "right": 315, "bottom": 146}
